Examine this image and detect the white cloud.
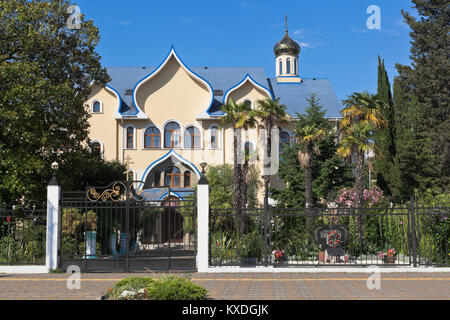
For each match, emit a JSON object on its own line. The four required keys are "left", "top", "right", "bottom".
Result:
{"left": 300, "top": 42, "right": 312, "bottom": 48}
{"left": 118, "top": 20, "right": 132, "bottom": 26}
{"left": 293, "top": 29, "right": 307, "bottom": 36}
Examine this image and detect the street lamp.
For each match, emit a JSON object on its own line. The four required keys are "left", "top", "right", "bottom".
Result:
{"left": 200, "top": 162, "right": 207, "bottom": 175}
{"left": 50, "top": 161, "right": 59, "bottom": 185}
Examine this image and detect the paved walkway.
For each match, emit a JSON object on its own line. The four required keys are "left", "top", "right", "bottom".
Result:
{"left": 0, "top": 272, "right": 449, "bottom": 300}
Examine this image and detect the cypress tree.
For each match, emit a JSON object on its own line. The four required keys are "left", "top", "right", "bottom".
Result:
{"left": 395, "top": 0, "right": 450, "bottom": 192}
{"left": 374, "top": 56, "right": 396, "bottom": 197}
{"left": 391, "top": 74, "right": 438, "bottom": 201}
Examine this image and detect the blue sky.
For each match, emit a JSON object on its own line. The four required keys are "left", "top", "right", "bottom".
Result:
{"left": 74, "top": 0, "right": 416, "bottom": 102}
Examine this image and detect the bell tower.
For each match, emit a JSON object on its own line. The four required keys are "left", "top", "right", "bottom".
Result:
{"left": 274, "top": 16, "right": 301, "bottom": 83}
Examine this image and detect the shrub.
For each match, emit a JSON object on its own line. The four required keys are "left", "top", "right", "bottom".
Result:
{"left": 60, "top": 235, "right": 78, "bottom": 257}
{"left": 105, "top": 276, "right": 208, "bottom": 300}
{"left": 0, "top": 236, "right": 24, "bottom": 263}
{"left": 106, "top": 277, "right": 155, "bottom": 300}
{"left": 145, "top": 276, "right": 207, "bottom": 300}
{"left": 24, "top": 240, "right": 44, "bottom": 263}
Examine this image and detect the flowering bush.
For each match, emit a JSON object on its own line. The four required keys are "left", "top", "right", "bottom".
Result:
{"left": 272, "top": 249, "right": 286, "bottom": 263}
{"left": 378, "top": 248, "right": 396, "bottom": 259}
{"left": 327, "top": 186, "right": 387, "bottom": 208}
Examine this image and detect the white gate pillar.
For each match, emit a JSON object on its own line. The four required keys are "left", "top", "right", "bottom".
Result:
{"left": 196, "top": 166, "right": 209, "bottom": 272}
{"left": 46, "top": 163, "right": 61, "bottom": 271}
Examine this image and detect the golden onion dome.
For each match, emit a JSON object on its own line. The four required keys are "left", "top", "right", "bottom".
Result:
{"left": 274, "top": 17, "right": 301, "bottom": 56}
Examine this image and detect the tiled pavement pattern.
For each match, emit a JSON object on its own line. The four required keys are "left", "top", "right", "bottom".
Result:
{"left": 0, "top": 272, "right": 449, "bottom": 300}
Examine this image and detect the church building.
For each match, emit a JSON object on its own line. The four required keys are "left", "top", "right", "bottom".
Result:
{"left": 85, "top": 23, "right": 342, "bottom": 203}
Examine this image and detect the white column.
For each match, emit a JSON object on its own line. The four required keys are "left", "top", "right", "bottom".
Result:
{"left": 197, "top": 182, "right": 209, "bottom": 272}
{"left": 46, "top": 184, "right": 61, "bottom": 271}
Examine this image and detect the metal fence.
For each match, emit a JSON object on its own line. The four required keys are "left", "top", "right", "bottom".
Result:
{"left": 209, "top": 204, "right": 449, "bottom": 267}
{"left": 0, "top": 206, "right": 47, "bottom": 265}
{"left": 60, "top": 181, "right": 197, "bottom": 272}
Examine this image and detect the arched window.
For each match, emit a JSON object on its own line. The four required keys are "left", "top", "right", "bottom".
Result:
{"left": 280, "top": 131, "right": 291, "bottom": 151}
{"left": 184, "top": 126, "right": 201, "bottom": 149}
{"left": 286, "top": 58, "right": 291, "bottom": 74}
{"left": 279, "top": 60, "right": 283, "bottom": 75}
{"left": 165, "top": 166, "right": 181, "bottom": 187}
{"left": 210, "top": 125, "right": 219, "bottom": 149}
{"left": 164, "top": 122, "right": 181, "bottom": 148}
{"left": 128, "top": 170, "right": 134, "bottom": 181}
{"left": 92, "top": 101, "right": 101, "bottom": 113}
{"left": 126, "top": 126, "right": 134, "bottom": 149}
{"left": 294, "top": 59, "right": 297, "bottom": 75}
{"left": 184, "top": 171, "right": 191, "bottom": 188}
{"left": 154, "top": 171, "right": 161, "bottom": 187}
{"left": 91, "top": 142, "right": 102, "bottom": 158}
{"left": 243, "top": 99, "right": 252, "bottom": 109}
{"left": 144, "top": 126, "right": 161, "bottom": 148}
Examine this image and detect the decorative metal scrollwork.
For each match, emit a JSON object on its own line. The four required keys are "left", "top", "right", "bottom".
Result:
{"left": 86, "top": 181, "right": 150, "bottom": 202}
{"left": 87, "top": 182, "right": 126, "bottom": 202}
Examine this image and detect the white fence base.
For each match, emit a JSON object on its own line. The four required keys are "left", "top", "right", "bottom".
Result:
{"left": 0, "top": 265, "right": 49, "bottom": 274}
{"left": 202, "top": 266, "right": 450, "bottom": 273}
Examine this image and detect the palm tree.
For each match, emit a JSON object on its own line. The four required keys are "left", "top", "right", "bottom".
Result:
{"left": 337, "top": 122, "right": 381, "bottom": 240}
{"left": 337, "top": 122, "right": 381, "bottom": 205}
{"left": 296, "top": 124, "right": 326, "bottom": 209}
{"left": 220, "top": 99, "right": 257, "bottom": 225}
{"left": 341, "top": 91, "right": 387, "bottom": 130}
{"left": 339, "top": 91, "right": 387, "bottom": 208}
{"left": 254, "top": 98, "right": 289, "bottom": 207}
{"left": 337, "top": 92, "right": 387, "bottom": 244}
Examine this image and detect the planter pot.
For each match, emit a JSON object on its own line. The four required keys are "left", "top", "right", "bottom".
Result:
{"left": 119, "top": 232, "right": 127, "bottom": 256}
{"left": 85, "top": 231, "right": 97, "bottom": 259}
{"left": 384, "top": 255, "right": 396, "bottom": 264}
{"left": 110, "top": 234, "right": 118, "bottom": 256}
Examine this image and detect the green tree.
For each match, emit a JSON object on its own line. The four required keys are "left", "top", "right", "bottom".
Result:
{"left": 0, "top": 0, "right": 110, "bottom": 204}
{"left": 374, "top": 56, "right": 396, "bottom": 196}
{"left": 220, "top": 99, "right": 257, "bottom": 213}
{"left": 206, "top": 164, "right": 261, "bottom": 209}
{"left": 57, "top": 150, "right": 126, "bottom": 192}
{"left": 390, "top": 76, "right": 438, "bottom": 201}
{"left": 339, "top": 92, "right": 387, "bottom": 208}
{"left": 271, "top": 94, "right": 353, "bottom": 208}
{"left": 337, "top": 122, "right": 379, "bottom": 239}
{"left": 395, "top": 0, "right": 449, "bottom": 192}
{"left": 296, "top": 124, "right": 326, "bottom": 209}
{"left": 254, "top": 98, "right": 288, "bottom": 208}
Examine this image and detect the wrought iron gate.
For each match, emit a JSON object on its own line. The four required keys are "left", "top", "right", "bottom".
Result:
{"left": 59, "top": 181, "right": 197, "bottom": 272}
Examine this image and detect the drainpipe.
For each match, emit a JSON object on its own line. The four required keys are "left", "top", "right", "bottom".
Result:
{"left": 121, "top": 118, "right": 124, "bottom": 163}
{"left": 222, "top": 127, "right": 226, "bottom": 165}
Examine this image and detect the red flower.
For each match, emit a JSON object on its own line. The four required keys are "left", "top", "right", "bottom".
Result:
{"left": 6, "top": 217, "right": 11, "bottom": 222}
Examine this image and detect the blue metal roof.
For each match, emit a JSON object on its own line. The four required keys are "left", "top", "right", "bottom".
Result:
{"left": 269, "top": 78, "right": 342, "bottom": 118}
{"left": 139, "top": 188, "right": 195, "bottom": 201}
{"left": 105, "top": 66, "right": 342, "bottom": 118}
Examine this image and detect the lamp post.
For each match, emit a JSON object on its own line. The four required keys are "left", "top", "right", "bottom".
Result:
{"left": 200, "top": 162, "right": 207, "bottom": 175}
{"left": 49, "top": 162, "right": 59, "bottom": 185}
{"left": 199, "top": 162, "right": 208, "bottom": 185}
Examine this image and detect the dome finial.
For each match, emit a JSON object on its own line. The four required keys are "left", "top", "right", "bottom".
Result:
{"left": 285, "top": 15, "right": 288, "bottom": 35}
{"left": 273, "top": 15, "right": 301, "bottom": 57}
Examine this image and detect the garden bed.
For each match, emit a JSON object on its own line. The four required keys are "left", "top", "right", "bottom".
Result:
{"left": 102, "top": 275, "right": 208, "bottom": 300}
